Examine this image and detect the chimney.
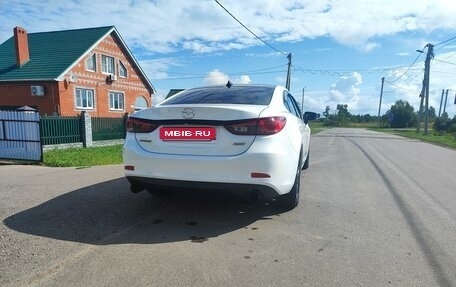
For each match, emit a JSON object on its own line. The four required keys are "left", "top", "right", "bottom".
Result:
{"left": 14, "top": 26, "right": 30, "bottom": 67}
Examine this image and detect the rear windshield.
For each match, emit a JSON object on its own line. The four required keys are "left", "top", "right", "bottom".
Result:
{"left": 162, "top": 86, "right": 274, "bottom": 105}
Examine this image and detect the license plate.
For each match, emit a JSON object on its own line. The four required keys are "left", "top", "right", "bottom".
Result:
{"left": 159, "top": 127, "right": 216, "bottom": 141}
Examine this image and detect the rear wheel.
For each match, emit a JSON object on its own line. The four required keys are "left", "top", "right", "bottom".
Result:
{"left": 280, "top": 160, "right": 301, "bottom": 210}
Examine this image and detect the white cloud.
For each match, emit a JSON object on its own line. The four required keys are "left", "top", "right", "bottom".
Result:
{"left": 138, "top": 57, "right": 187, "bottom": 80}
{"left": 203, "top": 70, "right": 252, "bottom": 85}
{"left": 2, "top": 0, "right": 456, "bottom": 117}
{"left": 237, "top": 75, "right": 251, "bottom": 84}
{"left": 204, "top": 69, "right": 229, "bottom": 85}
{"left": 358, "top": 42, "right": 381, "bottom": 53}
{"left": 329, "top": 72, "right": 362, "bottom": 101}
{"left": 2, "top": 0, "right": 456, "bottom": 54}
{"left": 302, "top": 72, "right": 380, "bottom": 115}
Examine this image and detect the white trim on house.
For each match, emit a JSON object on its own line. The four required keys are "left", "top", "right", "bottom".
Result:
{"left": 55, "top": 26, "right": 155, "bottom": 94}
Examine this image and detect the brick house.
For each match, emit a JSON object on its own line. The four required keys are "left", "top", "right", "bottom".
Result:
{"left": 0, "top": 26, "right": 155, "bottom": 116}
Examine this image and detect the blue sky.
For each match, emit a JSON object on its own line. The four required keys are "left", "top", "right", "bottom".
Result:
{"left": 1, "top": 0, "right": 456, "bottom": 116}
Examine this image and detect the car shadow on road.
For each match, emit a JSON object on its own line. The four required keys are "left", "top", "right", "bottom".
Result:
{"left": 4, "top": 177, "right": 287, "bottom": 245}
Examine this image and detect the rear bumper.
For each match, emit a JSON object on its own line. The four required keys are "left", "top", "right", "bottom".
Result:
{"left": 126, "top": 176, "right": 279, "bottom": 198}
{"left": 123, "top": 133, "right": 299, "bottom": 196}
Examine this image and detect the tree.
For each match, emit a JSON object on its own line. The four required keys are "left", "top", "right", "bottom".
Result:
{"left": 323, "top": 106, "right": 331, "bottom": 118}
{"left": 336, "top": 104, "right": 349, "bottom": 116}
{"left": 428, "top": 106, "right": 436, "bottom": 120}
{"left": 388, "top": 100, "right": 416, "bottom": 128}
{"left": 336, "top": 104, "right": 350, "bottom": 122}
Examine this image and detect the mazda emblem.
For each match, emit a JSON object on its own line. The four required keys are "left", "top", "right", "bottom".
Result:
{"left": 182, "top": 108, "right": 195, "bottom": 119}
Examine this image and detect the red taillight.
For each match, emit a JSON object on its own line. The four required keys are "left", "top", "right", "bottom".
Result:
{"left": 225, "top": 117, "right": 286, "bottom": 135}
{"left": 126, "top": 118, "right": 158, "bottom": 133}
{"left": 257, "top": 117, "right": 286, "bottom": 135}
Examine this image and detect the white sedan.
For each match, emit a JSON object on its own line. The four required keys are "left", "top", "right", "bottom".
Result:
{"left": 123, "top": 83, "right": 318, "bottom": 209}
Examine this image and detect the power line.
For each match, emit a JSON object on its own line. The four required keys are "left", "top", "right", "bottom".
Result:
{"left": 434, "top": 35, "right": 456, "bottom": 47}
{"left": 291, "top": 66, "right": 420, "bottom": 77}
{"left": 434, "top": 40, "right": 456, "bottom": 52}
{"left": 214, "top": 0, "right": 287, "bottom": 55}
{"left": 432, "top": 58, "right": 456, "bottom": 66}
{"left": 384, "top": 80, "right": 420, "bottom": 93}
{"left": 387, "top": 47, "right": 425, "bottom": 83}
{"left": 152, "top": 69, "right": 287, "bottom": 81}
{"left": 162, "top": 64, "right": 288, "bottom": 77}
{"left": 231, "top": 64, "right": 288, "bottom": 74}
{"left": 404, "top": 69, "right": 424, "bottom": 84}
{"left": 433, "top": 70, "right": 456, "bottom": 75}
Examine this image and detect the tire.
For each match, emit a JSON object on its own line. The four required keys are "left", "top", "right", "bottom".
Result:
{"left": 302, "top": 149, "right": 310, "bottom": 170}
{"left": 280, "top": 160, "right": 301, "bottom": 210}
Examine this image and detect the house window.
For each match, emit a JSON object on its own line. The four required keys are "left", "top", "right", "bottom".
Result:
{"left": 109, "top": 92, "right": 124, "bottom": 110}
{"left": 86, "top": 54, "right": 96, "bottom": 72}
{"left": 134, "top": 96, "right": 148, "bottom": 111}
{"left": 102, "top": 55, "right": 115, "bottom": 74}
{"left": 75, "top": 88, "right": 94, "bottom": 109}
{"left": 119, "top": 61, "right": 127, "bottom": 78}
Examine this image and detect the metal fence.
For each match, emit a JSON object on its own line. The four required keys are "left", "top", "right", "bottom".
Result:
{"left": 91, "top": 116, "right": 126, "bottom": 141}
{"left": 0, "top": 110, "right": 42, "bottom": 161}
{"left": 40, "top": 116, "right": 82, "bottom": 145}
{"left": 39, "top": 114, "right": 126, "bottom": 146}
{"left": 0, "top": 109, "right": 127, "bottom": 160}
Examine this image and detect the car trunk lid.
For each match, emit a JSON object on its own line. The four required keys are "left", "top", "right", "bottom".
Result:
{"left": 132, "top": 105, "right": 267, "bottom": 156}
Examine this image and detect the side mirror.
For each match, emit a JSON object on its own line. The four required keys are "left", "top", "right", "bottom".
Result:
{"left": 303, "top": 112, "right": 320, "bottom": 124}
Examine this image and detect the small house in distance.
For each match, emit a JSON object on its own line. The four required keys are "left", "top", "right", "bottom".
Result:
{"left": 0, "top": 26, "right": 155, "bottom": 116}
{"left": 165, "top": 89, "right": 185, "bottom": 100}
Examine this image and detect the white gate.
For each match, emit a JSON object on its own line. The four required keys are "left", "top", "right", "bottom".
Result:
{"left": 0, "top": 110, "right": 42, "bottom": 162}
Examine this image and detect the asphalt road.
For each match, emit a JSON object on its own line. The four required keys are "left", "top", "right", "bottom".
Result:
{"left": 1, "top": 128, "right": 456, "bottom": 287}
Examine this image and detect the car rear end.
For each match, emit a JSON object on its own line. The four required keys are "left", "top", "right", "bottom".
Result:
{"left": 123, "top": 85, "right": 301, "bottom": 198}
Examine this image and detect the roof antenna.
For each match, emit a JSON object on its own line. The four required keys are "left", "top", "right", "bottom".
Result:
{"left": 226, "top": 80, "right": 233, "bottom": 88}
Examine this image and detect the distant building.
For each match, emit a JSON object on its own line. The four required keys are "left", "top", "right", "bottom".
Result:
{"left": 0, "top": 26, "right": 155, "bottom": 116}
{"left": 165, "top": 89, "right": 185, "bottom": 99}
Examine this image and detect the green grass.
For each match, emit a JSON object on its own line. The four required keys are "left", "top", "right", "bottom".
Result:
{"left": 375, "top": 129, "right": 456, "bottom": 149}
{"left": 43, "top": 144, "right": 123, "bottom": 167}
{"left": 345, "top": 122, "right": 379, "bottom": 128}
{"left": 309, "top": 122, "right": 327, "bottom": 134}
{"left": 309, "top": 121, "right": 378, "bottom": 134}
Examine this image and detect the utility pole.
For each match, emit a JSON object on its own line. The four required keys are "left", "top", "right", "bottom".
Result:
{"left": 301, "top": 87, "right": 305, "bottom": 115}
{"left": 443, "top": 89, "right": 449, "bottom": 115}
{"left": 416, "top": 85, "right": 425, "bottom": 132}
{"left": 423, "top": 43, "right": 434, "bottom": 135}
{"left": 377, "top": 77, "right": 385, "bottom": 128}
{"left": 285, "top": 53, "right": 292, "bottom": 90}
{"left": 438, "top": 89, "right": 444, "bottom": 117}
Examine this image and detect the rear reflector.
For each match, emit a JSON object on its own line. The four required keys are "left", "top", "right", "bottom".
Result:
{"left": 251, "top": 172, "right": 271, "bottom": 178}
{"left": 124, "top": 165, "right": 135, "bottom": 171}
